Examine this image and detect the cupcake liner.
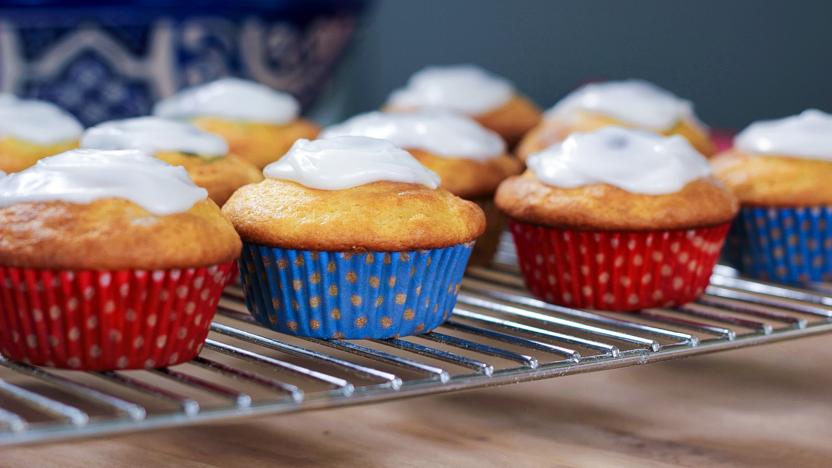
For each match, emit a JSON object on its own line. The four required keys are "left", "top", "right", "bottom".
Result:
{"left": 712, "top": 130, "right": 735, "bottom": 153}
{"left": 468, "top": 196, "right": 506, "bottom": 267}
{"left": 239, "top": 242, "right": 474, "bottom": 339}
{"left": 509, "top": 220, "right": 730, "bottom": 311}
{"left": 727, "top": 205, "right": 832, "bottom": 284}
{"left": 721, "top": 215, "right": 746, "bottom": 268}
{"left": 227, "top": 262, "right": 241, "bottom": 286}
{"left": 0, "top": 263, "right": 235, "bottom": 370}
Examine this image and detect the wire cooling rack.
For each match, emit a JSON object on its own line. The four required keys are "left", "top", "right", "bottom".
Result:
{"left": 0, "top": 238, "right": 830, "bottom": 446}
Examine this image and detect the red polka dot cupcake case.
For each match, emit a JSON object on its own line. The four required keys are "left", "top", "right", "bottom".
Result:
{"left": 0, "top": 149, "right": 241, "bottom": 370}
{"left": 496, "top": 127, "right": 739, "bottom": 312}
{"left": 509, "top": 222, "right": 730, "bottom": 310}
{"left": 0, "top": 265, "right": 234, "bottom": 370}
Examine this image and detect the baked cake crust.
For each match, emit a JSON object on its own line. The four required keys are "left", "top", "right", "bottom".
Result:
{"left": 193, "top": 117, "right": 319, "bottom": 169}
{"left": 495, "top": 172, "right": 737, "bottom": 231}
{"left": 156, "top": 151, "right": 262, "bottom": 206}
{"left": 712, "top": 150, "right": 832, "bottom": 206}
{"left": 222, "top": 179, "right": 486, "bottom": 251}
{"left": 0, "top": 199, "right": 241, "bottom": 269}
{"left": 0, "top": 137, "right": 78, "bottom": 173}
{"left": 474, "top": 94, "right": 542, "bottom": 145}
{"left": 408, "top": 149, "right": 522, "bottom": 198}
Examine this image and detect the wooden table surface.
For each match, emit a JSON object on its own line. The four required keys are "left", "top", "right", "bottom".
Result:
{"left": 2, "top": 334, "right": 830, "bottom": 467}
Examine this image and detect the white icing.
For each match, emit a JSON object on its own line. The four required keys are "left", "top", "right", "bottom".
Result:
{"left": 546, "top": 80, "right": 695, "bottom": 131}
{"left": 527, "top": 126, "right": 711, "bottom": 195}
{"left": 0, "top": 149, "right": 208, "bottom": 215}
{"left": 321, "top": 111, "right": 505, "bottom": 159}
{"left": 153, "top": 77, "right": 299, "bottom": 124}
{"left": 735, "top": 109, "right": 832, "bottom": 160}
{"left": 264, "top": 136, "right": 440, "bottom": 190}
{"left": 81, "top": 117, "right": 228, "bottom": 157}
{"left": 0, "top": 96, "right": 82, "bottom": 144}
{"left": 387, "top": 65, "right": 514, "bottom": 115}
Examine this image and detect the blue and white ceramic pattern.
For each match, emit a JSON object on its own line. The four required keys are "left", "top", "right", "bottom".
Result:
{"left": 0, "top": 0, "right": 366, "bottom": 125}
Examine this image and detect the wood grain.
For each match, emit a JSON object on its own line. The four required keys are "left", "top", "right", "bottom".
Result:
{"left": 2, "top": 335, "right": 831, "bottom": 467}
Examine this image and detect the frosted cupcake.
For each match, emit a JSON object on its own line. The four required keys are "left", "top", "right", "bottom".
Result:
{"left": 322, "top": 111, "right": 521, "bottom": 264}
{"left": 497, "top": 127, "right": 737, "bottom": 311}
{"left": 222, "top": 136, "right": 485, "bottom": 338}
{"left": 0, "top": 149, "right": 241, "bottom": 369}
{"left": 81, "top": 117, "right": 262, "bottom": 205}
{"left": 0, "top": 95, "right": 82, "bottom": 173}
{"left": 713, "top": 109, "right": 832, "bottom": 283}
{"left": 385, "top": 65, "right": 541, "bottom": 145}
{"left": 517, "top": 80, "right": 714, "bottom": 160}
{"left": 154, "top": 78, "right": 319, "bottom": 169}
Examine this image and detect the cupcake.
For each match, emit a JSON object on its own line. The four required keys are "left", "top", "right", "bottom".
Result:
{"left": 81, "top": 117, "right": 262, "bottom": 205}
{"left": 385, "top": 64, "right": 541, "bottom": 145}
{"left": 0, "top": 149, "right": 241, "bottom": 369}
{"left": 496, "top": 127, "right": 737, "bottom": 311}
{"left": 154, "top": 78, "right": 319, "bottom": 169}
{"left": 321, "top": 111, "right": 521, "bottom": 265}
{"left": 713, "top": 109, "right": 832, "bottom": 283}
{"left": 517, "top": 80, "right": 714, "bottom": 160}
{"left": 222, "top": 136, "right": 485, "bottom": 338}
{"left": 0, "top": 95, "right": 82, "bottom": 173}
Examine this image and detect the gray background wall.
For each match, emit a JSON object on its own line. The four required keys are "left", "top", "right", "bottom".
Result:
{"left": 320, "top": 0, "right": 832, "bottom": 130}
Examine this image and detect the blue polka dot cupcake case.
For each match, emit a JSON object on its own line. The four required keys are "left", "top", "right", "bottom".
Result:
{"left": 241, "top": 244, "right": 473, "bottom": 339}
{"left": 714, "top": 110, "right": 832, "bottom": 284}
{"left": 729, "top": 206, "right": 832, "bottom": 283}
{"left": 222, "top": 136, "right": 486, "bottom": 339}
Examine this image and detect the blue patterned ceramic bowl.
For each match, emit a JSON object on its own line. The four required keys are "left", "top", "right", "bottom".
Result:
{"left": 0, "top": 0, "right": 367, "bottom": 125}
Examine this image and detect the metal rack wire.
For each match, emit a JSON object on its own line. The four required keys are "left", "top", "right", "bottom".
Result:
{"left": 0, "top": 239, "right": 830, "bottom": 446}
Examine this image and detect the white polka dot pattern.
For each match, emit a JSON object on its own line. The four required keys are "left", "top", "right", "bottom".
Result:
{"left": 0, "top": 262, "right": 235, "bottom": 370}
{"left": 509, "top": 220, "right": 730, "bottom": 311}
